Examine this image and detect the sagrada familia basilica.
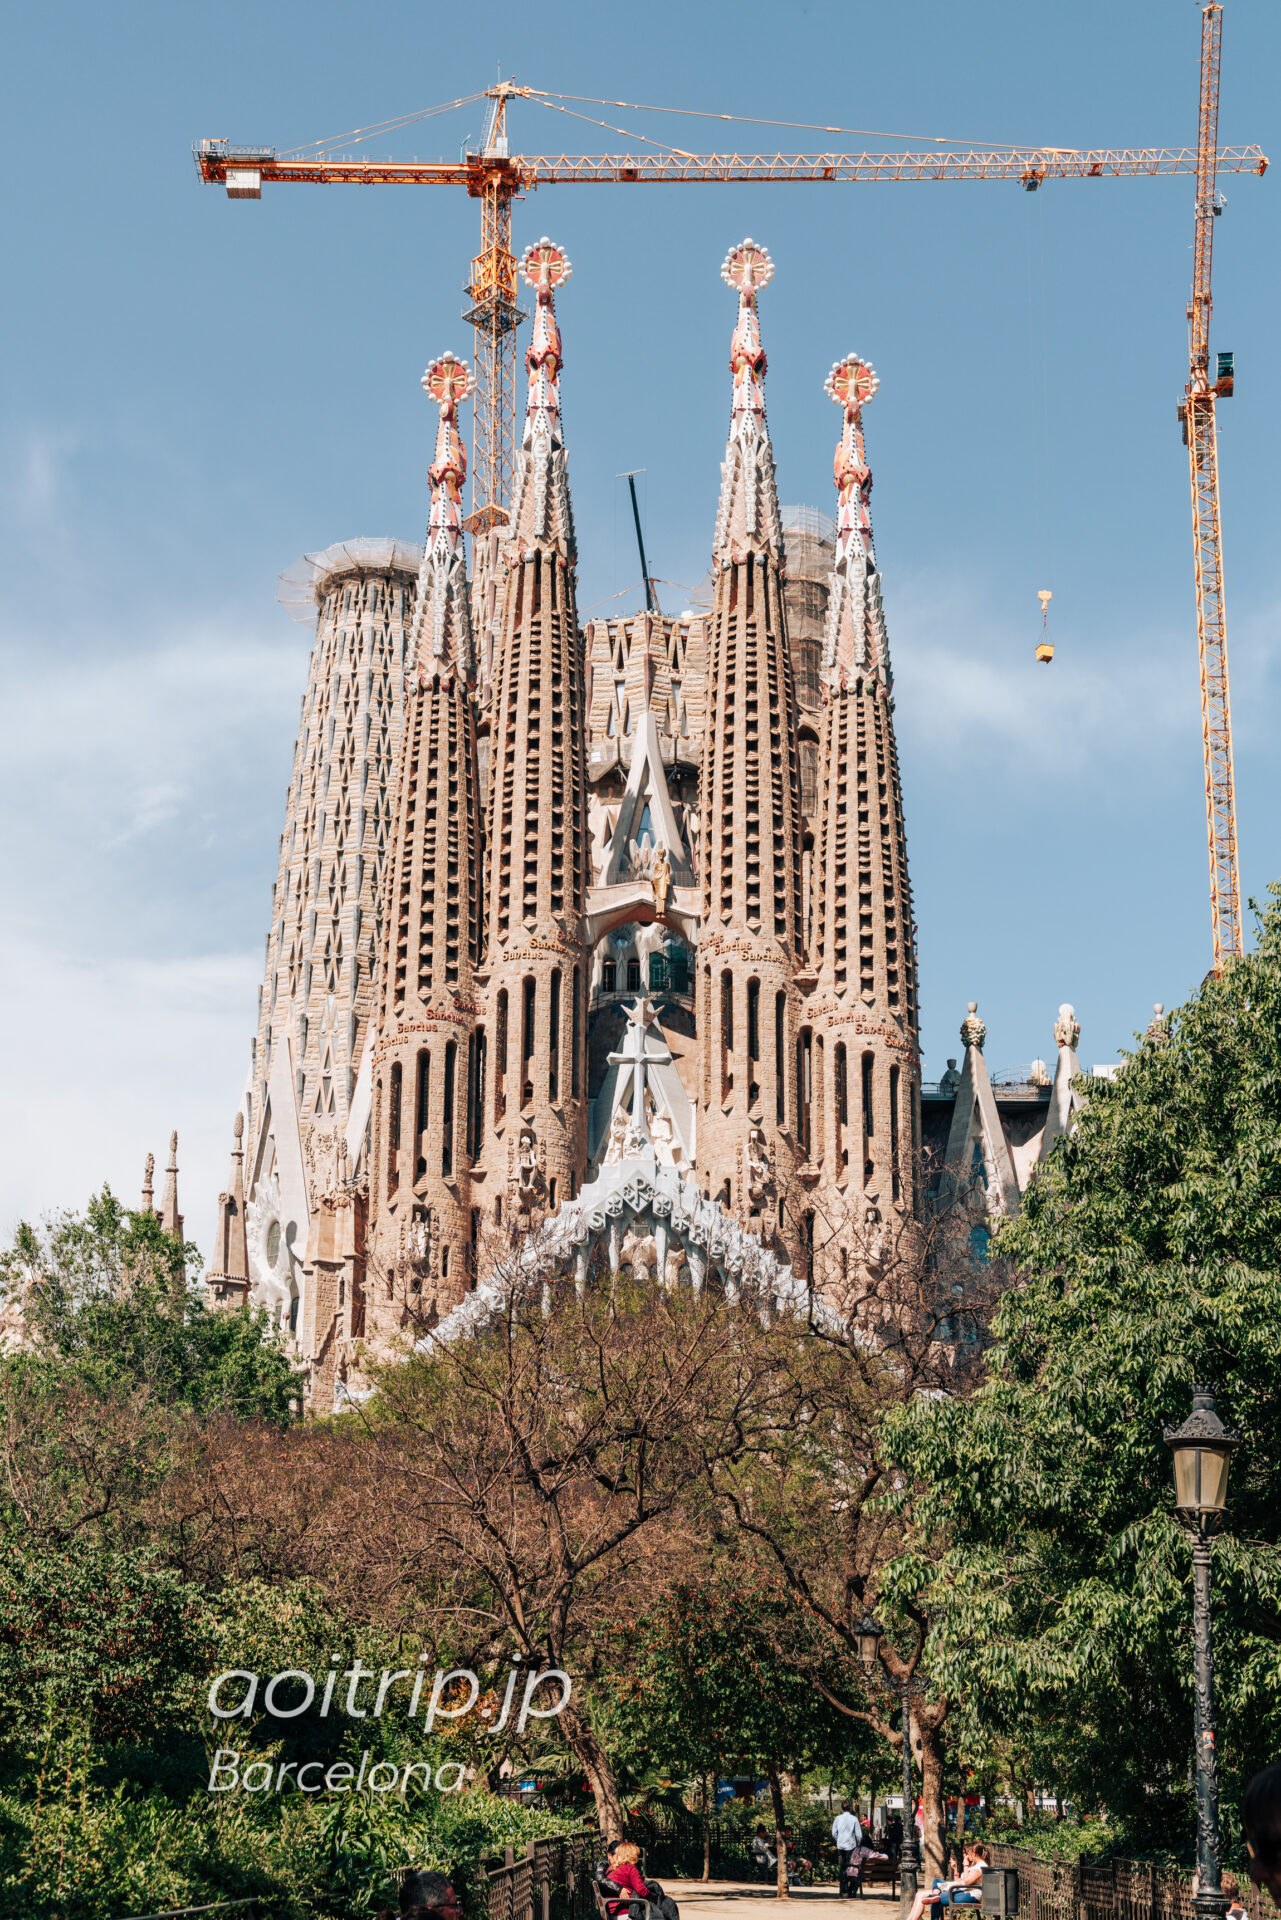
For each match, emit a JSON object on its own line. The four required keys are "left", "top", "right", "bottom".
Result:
{"left": 201, "top": 237, "right": 1096, "bottom": 1405}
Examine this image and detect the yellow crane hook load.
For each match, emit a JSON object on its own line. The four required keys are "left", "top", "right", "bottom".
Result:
{"left": 1035, "top": 588, "right": 1054, "bottom": 663}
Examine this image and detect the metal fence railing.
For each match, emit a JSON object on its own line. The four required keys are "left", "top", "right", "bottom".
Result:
{"left": 985, "top": 1844, "right": 1274, "bottom": 1920}
{"left": 485, "top": 1833, "right": 600, "bottom": 1920}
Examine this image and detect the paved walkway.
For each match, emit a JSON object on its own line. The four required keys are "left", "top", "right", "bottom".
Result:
{"left": 664, "top": 1881, "right": 898, "bottom": 1920}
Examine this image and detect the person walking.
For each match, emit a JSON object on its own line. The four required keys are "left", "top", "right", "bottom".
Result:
{"left": 832, "top": 1801, "right": 863, "bottom": 1900}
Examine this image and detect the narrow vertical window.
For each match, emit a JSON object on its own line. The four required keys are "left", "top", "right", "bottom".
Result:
{"left": 522, "top": 978, "right": 536, "bottom": 1104}
{"left": 442, "top": 1040, "right": 456, "bottom": 1177}
{"left": 775, "top": 992, "right": 787, "bottom": 1126}
{"left": 415, "top": 1050, "right": 430, "bottom": 1178}
{"left": 571, "top": 967, "right": 581, "bottom": 1100}
{"left": 796, "top": 1029, "right": 813, "bottom": 1160}
{"left": 495, "top": 989, "right": 508, "bottom": 1122}
{"left": 720, "top": 971, "right": 734, "bottom": 1099}
{"left": 890, "top": 1063, "right": 901, "bottom": 1202}
{"left": 835, "top": 1042, "right": 849, "bottom": 1169}
{"left": 549, "top": 968, "right": 561, "bottom": 1103}
{"left": 862, "top": 1052, "right": 875, "bottom": 1143}
{"left": 388, "top": 1062, "right": 402, "bottom": 1195}
{"left": 474, "top": 1027, "right": 487, "bottom": 1159}
{"left": 747, "top": 979, "right": 760, "bottom": 1062}
{"left": 465, "top": 1033, "right": 477, "bottom": 1159}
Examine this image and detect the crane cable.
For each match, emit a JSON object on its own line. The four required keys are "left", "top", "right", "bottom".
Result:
{"left": 273, "top": 85, "right": 1060, "bottom": 166}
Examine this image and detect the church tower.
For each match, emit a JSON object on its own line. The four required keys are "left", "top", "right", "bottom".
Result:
{"left": 482, "top": 240, "right": 590, "bottom": 1219}
{"left": 696, "top": 241, "right": 806, "bottom": 1242}
{"left": 367, "top": 353, "right": 486, "bottom": 1327}
{"left": 809, "top": 354, "right": 920, "bottom": 1240}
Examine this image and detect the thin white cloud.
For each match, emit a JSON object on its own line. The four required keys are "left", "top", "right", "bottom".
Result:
{"left": 0, "top": 936, "right": 259, "bottom": 1261}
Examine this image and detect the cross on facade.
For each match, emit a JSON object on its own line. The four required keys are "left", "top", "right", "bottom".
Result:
{"left": 607, "top": 998, "right": 658, "bottom": 1146}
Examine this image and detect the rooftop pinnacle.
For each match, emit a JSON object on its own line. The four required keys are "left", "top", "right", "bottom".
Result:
{"left": 713, "top": 238, "right": 783, "bottom": 565}
{"left": 822, "top": 352, "right": 892, "bottom": 689}
{"left": 409, "top": 351, "right": 476, "bottom": 679}
{"left": 506, "top": 237, "right": 576, "bottom": 554}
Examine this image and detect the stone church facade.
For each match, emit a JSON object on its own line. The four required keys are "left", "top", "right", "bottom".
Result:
{"left": 207, "top": 236, "right": 1107, "bottom": 1405}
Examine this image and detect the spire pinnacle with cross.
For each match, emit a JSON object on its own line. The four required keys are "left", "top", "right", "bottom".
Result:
{"left": 409, "top": 351, "right": 476, "bottom": 679}
{"left": 713, "top": 239, "right": 783, "bottom": 562}
{"left": 822, "top": 352, "right": 892, "bottom": 688}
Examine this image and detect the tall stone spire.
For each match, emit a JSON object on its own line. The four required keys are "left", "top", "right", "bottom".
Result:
{"left": 207, "top": 1113, "right": 251, "bottom": 1307}
{"left": 696, "top": 241, "right": 806, "bottom": 1245}
{"left": 368, "top": 353, "right": 487, "bottom": 1325}
{"left": 159, "top": 1131, "right": 183, "bottom": 1239}
{"left": 484, "top": 239, "right": 590, "bottom": 1220}
{"left": 140, "top": 1152, "right": 155, "bottom": 1217}
{"left": 809, "top": 355, "right": 920, "bottom": 1234}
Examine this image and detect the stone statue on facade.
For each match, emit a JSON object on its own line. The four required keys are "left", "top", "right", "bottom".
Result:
{"left": 651, "top": 842, "right": 672, "bottom": 913}
{"left": 747, "top": 1125, "right": 770, "bottom": 1206}
{"left": 516, "top": 1126, "right": 541, "bottom": 1211}
{"left": 937, "top": 1057, "right": 962, "bottom": 1095}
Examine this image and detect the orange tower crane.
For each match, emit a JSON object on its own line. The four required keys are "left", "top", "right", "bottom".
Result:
{"left": 197, "top": 52, "right": 1267, "bottom": 966}
{"left": 1179, "top": 4, "right": 1243, "bottom": 971}
{"left": 196, "top": 88, "right": 1266, "bottom": 535}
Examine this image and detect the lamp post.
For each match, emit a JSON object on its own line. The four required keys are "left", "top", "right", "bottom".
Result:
{"left": 858, "top": 1610, "right": 923, "bottom": 1911}
{"left": 1164, "top": 1385, "right": 1241, "bottom": 1920}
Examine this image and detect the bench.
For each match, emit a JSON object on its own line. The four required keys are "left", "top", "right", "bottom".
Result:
{"left": 845, "top": 1855, "right": 900, "bottom": 1899}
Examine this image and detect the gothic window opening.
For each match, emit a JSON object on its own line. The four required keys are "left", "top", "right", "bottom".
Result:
{"left": 835, "top": 1042, "right": 849, "bottom": 1168}
{"left": 890, "top": 1063, "right": 901, "bottom": 1202}
{"left": 602, "top": 959, "right": 616, "bottom": 994}
{"left": 796, "top": 1028, "right": 813, "bottom": 1160}
{"left": 571, "top": 967, "right": 582, "bottom": 1100}
{"left": 720, "top": 971, "right": 734, "bottom": 1100}
{"left": 522, "top": 978, "right": 536, "bottom": 1106}
{"left": 548, "top": 969, "right": 561, "bottom": 1104}
{"left": 415, "top": 1050, "right": 430, "bottom": 1179}
{"left": 747, "top": 977, "right": 761, "bottom": 1107}
{"left": 627, "top": 957, "right": 641, "bottom": 993}
{"left": 442, "top": 1041, "right": 456, "bottom": 1178}
{"left": 775, "top": 992, "right": 787, "bottom": 1125}
{"left": 495, "top": 989, "right": 508, "bottom": 1122}
{"left": 388, "top": 1062, "right": 402, "bottom": 1196}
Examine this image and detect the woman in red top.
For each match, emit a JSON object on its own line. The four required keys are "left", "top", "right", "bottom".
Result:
{"left": 606, "top": 1843, "right": 651, "bottom": 1912}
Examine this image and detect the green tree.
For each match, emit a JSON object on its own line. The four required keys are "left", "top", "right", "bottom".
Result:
{"left": 1, "top": 1188, "right": 296, "bottom": 1425}
{"left": 608, "top": 1579, "right": 877, "bottom": 1894}
{"left": 885, "top": 888, "right": 1281, "bottom": 1856}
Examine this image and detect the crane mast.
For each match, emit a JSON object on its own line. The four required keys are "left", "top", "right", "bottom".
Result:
{"left": 1183, "top": 3, "right": 1242, "bottom": 971}
{"left": 461, "top": 85, "right": 527, "bottom": 529}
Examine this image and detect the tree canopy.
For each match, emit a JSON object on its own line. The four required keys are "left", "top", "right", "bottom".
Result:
{"left": 885, "top": 886, "right": 1281, "bottom": 1852}
{"left": 1, "top": 1187, "right": 297, "bottom": 1426}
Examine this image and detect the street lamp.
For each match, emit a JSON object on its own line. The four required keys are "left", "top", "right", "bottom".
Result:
{"left": 1164, "top": 1385, "right": 1241, "bottom": 1920}
{"left": 857, "top": 1610, "right": 923, "bottom": 1909}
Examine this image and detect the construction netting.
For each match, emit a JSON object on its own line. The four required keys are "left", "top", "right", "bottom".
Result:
{"left": 276, "top": 537, "right": 423, "bottom": 624}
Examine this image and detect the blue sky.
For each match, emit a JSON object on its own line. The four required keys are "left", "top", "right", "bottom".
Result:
{"left": 2, "top": 0, "right": 1278, "bottom": 1257}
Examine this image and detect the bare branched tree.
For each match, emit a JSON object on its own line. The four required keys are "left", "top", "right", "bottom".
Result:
{"left": 712, "top": 1158, "right": 1006, "bottom": 1878}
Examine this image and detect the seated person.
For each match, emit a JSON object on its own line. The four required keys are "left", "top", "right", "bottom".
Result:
{"left": 905, "top": 1841, "right": 988, "bottom": 1920}
{"left": 849, "top": 1840, "right": 891, "bottom": 1894}
{"left": 600, "top": 1841, "right": 678, "bottom": 1920}
{"left": 1221, "top": 1872, "right": 1246, "bottom": 1920}
{"left": 752, "top": 1827, "right": 778, "bottom": 1874}
{"left": 782, "top": 1827, "right": 812, "bottom": 1886}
